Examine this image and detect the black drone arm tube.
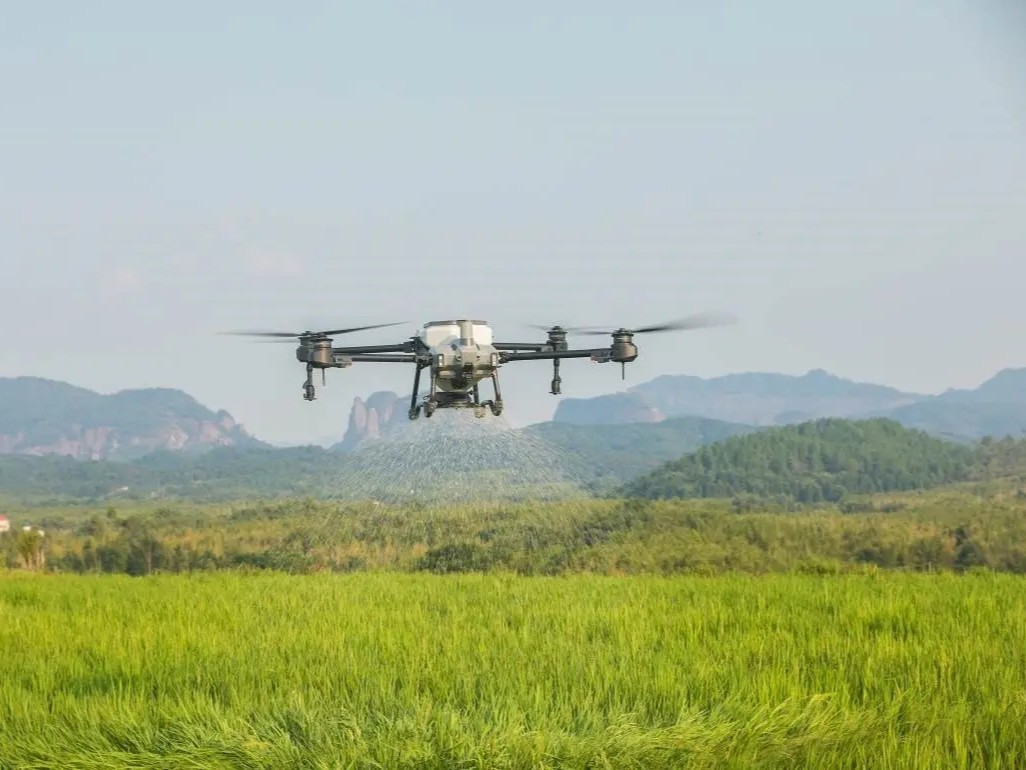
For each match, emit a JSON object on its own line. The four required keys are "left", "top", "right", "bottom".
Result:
{"left": 499, "top": 349, "right": 609, "bottom": 362}
{"left": 330, "top": 344, "right": 411, "bottom": 354}
{"left": 339, "top": 354, "right": 418, "bottom": 363}
{"left": 492, "top": 342, "right": 550, "bottom": 351}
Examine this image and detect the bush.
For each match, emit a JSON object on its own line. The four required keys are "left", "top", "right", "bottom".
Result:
{"left": 415, "top": 543, "right": 493, "bottom": 574}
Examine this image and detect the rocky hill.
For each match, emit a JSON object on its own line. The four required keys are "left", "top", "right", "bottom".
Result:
{"left": 0, "top": 377, "right": 266, "bottom": 461}
{"left": 333, "top": 391, "right": 407, "bottom": 451}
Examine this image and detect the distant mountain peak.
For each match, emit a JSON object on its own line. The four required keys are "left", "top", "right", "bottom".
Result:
{"left": 336, "top": 391, "right": 407, "bottom": 451}
{"left": 803, "top": 368, "right": 838, "bottom": 379}
{"left": 933, "top": 368, "right": 1026, "bottom": 404}
{"left": 969, "top": 367, "right": 1026, "bottom": 398}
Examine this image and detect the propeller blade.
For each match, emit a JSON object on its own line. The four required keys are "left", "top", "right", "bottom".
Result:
{"left": 633, "top": 312, "right": 737, "bottom": 333}
{"left": 525, "top": 323, "right": 591, "bottom": 333}
{"left": 577, "top": 311, "right": 737, "bottom": 335}
{"left": 221, "top": 321, "right": 405, "bottom": 339}
{"left": 316, "top": 322, "right": 405, "bottom": 336}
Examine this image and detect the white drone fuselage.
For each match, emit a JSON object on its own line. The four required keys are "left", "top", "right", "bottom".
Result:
{"left": 417, "top": 320, "right": 500, "bottom": 393}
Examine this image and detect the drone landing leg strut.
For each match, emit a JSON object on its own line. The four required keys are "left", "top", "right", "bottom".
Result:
{"left": 551, "top": 358, "right": 562, "bottom": 395}
{"left": 489, "top": 372, "right": 503, "bottom": 416}
{"left": 408, "top": 365, "right": 423, "bottom": 420}
{"left": 472, "top": 383, "right": 486, "bottom": 418}
{"left": 424, "top": 372, "right": 437, "bottom": 417}
{"left": 303, "top": 364, "right": 316, "bottom": 401}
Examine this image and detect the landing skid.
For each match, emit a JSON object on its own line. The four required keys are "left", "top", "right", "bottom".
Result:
{"left": 408, "top": 369, "right": 503, "bottom": 419}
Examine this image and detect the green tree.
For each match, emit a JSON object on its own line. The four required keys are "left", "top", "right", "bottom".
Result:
{"left": 16, "top": 530, "right": 45, "bottom": 570}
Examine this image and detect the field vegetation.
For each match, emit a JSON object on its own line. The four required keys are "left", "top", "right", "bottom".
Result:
{"left": 5, "top": 482, "right": 1026, "bottom": 577}
{"left": 2, "top": 570, "right": 1024, "bottom": 768}
{"left": 5, "top": 418, "right": 1026, "bottom": 766}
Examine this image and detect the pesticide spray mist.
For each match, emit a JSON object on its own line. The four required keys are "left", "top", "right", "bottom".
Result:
{"left": 327, "top": 409, "right": 588, "bottom": 504}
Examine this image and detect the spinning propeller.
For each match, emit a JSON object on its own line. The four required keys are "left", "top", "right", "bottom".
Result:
{"left": 222, "top": 322, "right": 405, "bottom": 342}
{"left": 526, "top": 312, "right": 735, "bottom": 337}
{"left": 575, "top": 312, "right": 737, "bottom": 336}
{"left": 525, "top": 324, "right": 594, "bottom": 333}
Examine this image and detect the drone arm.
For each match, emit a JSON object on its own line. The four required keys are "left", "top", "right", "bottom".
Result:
{"left": 498, "top": 348, "right": 611, "bottom": 363}
{"left": 336, "top": 353, "right": 419, "bottom": 363}
{"left": 330, "top": 343, "right": 413, "bottom": 355}
{"left": 492, "top": 342, "right": 550, "bottom": 351}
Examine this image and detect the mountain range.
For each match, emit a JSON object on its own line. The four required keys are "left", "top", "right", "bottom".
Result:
{"left": 331, "top": 367, "right": 1026, "bottom": 452}
{"left": 0, "top": 367, "right": 1021, "bottom": 494}
{"left": 2, "top": 367, "right": 1026, "bottom": 504}
{"left": 548, "top": 367, "right": 1026, "bottom": 441}
{"left": 6, "top": 367, "right": 1024, "bottom": 463}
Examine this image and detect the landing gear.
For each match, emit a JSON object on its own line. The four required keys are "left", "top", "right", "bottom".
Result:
{"left": 406, "top": 363, "right": 440, "bottom": 418}
{"left": 550, "top": 358, "right": 562, "bottom": 395}
{"left": 408, "top": 364, "right": 424, "bottom": 419}
{"left": 424, "top": 368, "right": 438, "bottom": 418}
{"left": 479, "top": 372, "right": 504, "bottom": 416}
{"left": 405, "top": 367, "right": 505, "bottom": 419}
{"left": 491, "top": 371, "right": 503, "bottom": 414}
{"left": 303, "top": 364, "right": 316, "bottom": 401}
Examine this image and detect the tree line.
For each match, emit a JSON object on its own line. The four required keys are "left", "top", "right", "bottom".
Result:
{"left": 5, "top": 492, "right": 1026, "bottom": 577}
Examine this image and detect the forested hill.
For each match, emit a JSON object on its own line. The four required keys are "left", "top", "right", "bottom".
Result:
{"left": 621, "top": 418, "right": 978, "bottom": 503}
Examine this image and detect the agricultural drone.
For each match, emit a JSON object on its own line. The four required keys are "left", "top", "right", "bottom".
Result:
{"left": 226, "top": 314, "right": 734, "bottom": 420}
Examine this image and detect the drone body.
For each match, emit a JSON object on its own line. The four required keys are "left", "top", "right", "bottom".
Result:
{"left": 415, "top": 320, "right": 501, "bottom": 414}
{"left": 229, "top": 314, "right": 732, "bottom": 420}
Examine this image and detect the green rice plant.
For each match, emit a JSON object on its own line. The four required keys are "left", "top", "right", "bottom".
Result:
{"left": 1, "top": 571, "right": 1024, "bottom": 768}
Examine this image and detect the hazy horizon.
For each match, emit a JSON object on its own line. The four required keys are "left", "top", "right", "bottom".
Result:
{"left": 3, "top": 2, "right": 1024, "bottom": 444}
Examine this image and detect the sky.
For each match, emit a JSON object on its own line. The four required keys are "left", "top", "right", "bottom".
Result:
{"left": 1, "top": 1, "right": 1025, "bottom": 445}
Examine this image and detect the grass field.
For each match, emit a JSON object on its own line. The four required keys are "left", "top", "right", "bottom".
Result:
{"left": 2, "top": 570, "right": 1024, "bottom": 768}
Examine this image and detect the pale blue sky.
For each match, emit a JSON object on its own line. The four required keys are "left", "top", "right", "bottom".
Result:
{"left": 2, "top": 1, "right": 1024, "bottom": 444}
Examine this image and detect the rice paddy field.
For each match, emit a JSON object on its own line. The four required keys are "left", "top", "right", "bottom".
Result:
{"left": 2, "top": 570, "right": 1025, "bottom": 769}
